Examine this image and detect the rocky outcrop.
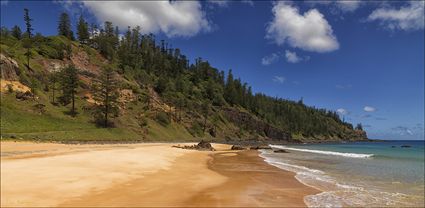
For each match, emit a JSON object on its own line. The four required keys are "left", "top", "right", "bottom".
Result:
{"left": 172, "top": 140, "right": 215, "bottom": 151}
{"left": 0, "top": 54, "right": 19, "bottom": 81}
{"left": 250, "top": 145, "right": 272, "bottom": 150}
{"left": 231, "top": 145, "right": 246, "bottom": 150}
{"left": 273, "top": 149, "right": 289, "bottom": 153}
{"left": 222, "top": 108, "right": 292, "bottom": 141}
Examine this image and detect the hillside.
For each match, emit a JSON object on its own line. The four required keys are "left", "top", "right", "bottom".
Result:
{"left": 0, "top": 29, "right": 368, "bottom": 143}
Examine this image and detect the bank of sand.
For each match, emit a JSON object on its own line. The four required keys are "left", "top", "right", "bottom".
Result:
{"left": 1, "top": 141, "right": 319, "bottom": 207}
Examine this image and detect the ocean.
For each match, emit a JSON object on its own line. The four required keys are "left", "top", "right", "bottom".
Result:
{"left": 260, "top": 140, "right": 425, "bottom": 207}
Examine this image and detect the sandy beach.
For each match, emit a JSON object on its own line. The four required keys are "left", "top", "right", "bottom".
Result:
{"left": 1, "top": 141, "right": 318, "bottom": 207}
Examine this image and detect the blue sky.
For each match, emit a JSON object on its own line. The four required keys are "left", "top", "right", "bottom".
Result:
{"left": 1, "top": 0, "right": 424, "bottom": 140}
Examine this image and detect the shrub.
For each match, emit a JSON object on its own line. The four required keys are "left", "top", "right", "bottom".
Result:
{"left": 188, "top": 121, "right": 204, "bottom": 137}
{"left": 155, "top": 112, "right": 170, "bottom": 126}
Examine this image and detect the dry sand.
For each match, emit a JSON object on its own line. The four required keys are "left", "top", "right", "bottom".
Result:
{"left": 1, "top": 141, "right": 318, "bottom": 207}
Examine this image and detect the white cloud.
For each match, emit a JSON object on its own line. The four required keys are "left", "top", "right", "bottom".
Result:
{"left": 285, "top": 50, "right": 302, "bottom": 63}
{"left": 266, "top": 2, "right": 339, "bottom": 53}
{"left": 336, "top": 1, "right": 362, "bottom": 12}
{"left": 273, "top": 76, "right": 285, "bottom": 84}
{"left": 82, "top": 1, "right": 211, "bottom": 37}
{"left": 208, "top": 0, "right": 229, "bottom": 8}
{"left": 306, "top": 0, "right": 362, "bottom": 12}
{"left": 336, "top": 108, "right": 348, "bottom": 115}
{"left": 368, "top": 1, "right": 424, "bottom": 31}
{"left": 261, "top": 53, "right": 280, "bottom": 65}
{"left": 363, "top": 106, "right": 376, "bottom": 112}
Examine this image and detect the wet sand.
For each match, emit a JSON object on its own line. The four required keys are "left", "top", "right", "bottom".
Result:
{"left": 1, "top": 141, "right": 318, "bottom": 207}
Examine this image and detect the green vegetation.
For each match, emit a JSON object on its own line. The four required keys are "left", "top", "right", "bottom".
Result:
{"left": 0, "top": 9, "right": 367, "bottom": 142}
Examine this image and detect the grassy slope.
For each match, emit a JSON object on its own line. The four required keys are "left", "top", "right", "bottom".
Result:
{"left": 1, "top": 35, "right": 366, "bottom": 142}
{"left": 0, "top": 36, "right": 204, "bottom": 142}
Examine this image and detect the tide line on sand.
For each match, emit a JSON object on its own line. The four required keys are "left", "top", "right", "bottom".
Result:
{"left": 269, "top": 145, "right": 374, "bottom": 158}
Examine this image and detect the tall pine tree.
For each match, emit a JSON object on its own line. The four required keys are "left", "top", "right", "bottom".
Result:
{"left": 93, "top": 66, "right": 120, "bottom": 128}
{"left": 23, "top": 8, "right": 33, "bottom": 68}
{"left": 59, "top": 65, "right": 79, "bottom": 116}
{"left": 58, "top": 12, "right": 74, "bottom": 40}
{"left": 76, "top": 15, "right": 89, "bottom": 44}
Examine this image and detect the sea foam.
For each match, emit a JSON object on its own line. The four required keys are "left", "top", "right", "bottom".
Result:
{"left": 269, "top": 145, "right": 374, "bottom": 158}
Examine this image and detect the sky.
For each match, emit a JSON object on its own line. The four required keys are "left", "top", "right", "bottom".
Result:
{"left": 1, "top": 0, "right": 424, "bottom": 140}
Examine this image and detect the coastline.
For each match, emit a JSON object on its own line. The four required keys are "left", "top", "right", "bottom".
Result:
{"left": 1, "top": 141, "right": 318, "bottom": 207}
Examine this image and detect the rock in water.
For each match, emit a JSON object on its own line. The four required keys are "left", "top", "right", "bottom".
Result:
{"left": 401, "top": 145, "right": 411, "bottom": 148}
{"left": 250, "top": 145, "right": 272, "bottom": 150}
{"left": 273, "top": 149, "right": 289, "bottom": 153}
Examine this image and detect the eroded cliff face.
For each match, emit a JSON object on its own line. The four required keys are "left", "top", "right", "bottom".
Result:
{"left": 222, "top": 107, "right": 292, "bottom": 141}
{"left": 0, "top": 53, "right": 20, "bottom": 81}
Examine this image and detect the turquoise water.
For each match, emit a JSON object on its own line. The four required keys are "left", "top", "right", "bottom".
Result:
{"left": 260, "top": 140, "right": 425, "bottom": 207}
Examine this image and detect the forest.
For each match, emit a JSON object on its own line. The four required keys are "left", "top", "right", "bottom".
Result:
{"left": 0, "top": 9, "right": 367, "bottom": 142}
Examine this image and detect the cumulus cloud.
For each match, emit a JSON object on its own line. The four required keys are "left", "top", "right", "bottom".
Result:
{"left": 336, "top": 108, "right": 348, "bottom": 115}
{"left": 82, "top": 1, "right": 211, "bottom": 37}
{"left": 335, "top": 0, "right": 362, "bottom": 12}
{"left": 285, "top": 50, "right": 302, "bottom": 63}
{"left": 266, "top": 2, "right": 339, "bottom": 52}
{"left": 261, "top": 53, "right": 280, "bottom": 65}
{"left": 208, "top": 0, "right": 253, "bottom": 8}
{"left": 367, "top": 1, "right": 424, "bottom": 31}
{"left": 273, "top": 76, "right": 286, "bottom": 84}
{"left": 208, "top": 0, "right": 229, "bottom": 8}
{"left": 306, "top": 0, "right": 362, "bottom": 13}
{"left": 363, "top": 106, "right": 376, "bottom": 112}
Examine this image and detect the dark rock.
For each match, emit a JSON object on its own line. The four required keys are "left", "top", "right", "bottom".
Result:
{"left": 10, "top": 135, "right": 17, "bottom": 139}
{"left": 209, "top": 128, "right": 216, "bottom": 137}
{"left": 391, "top": 146, "right": 396, "bottom": 148}
{"left": 250, "top": 145, "right": 272, "bottom": 150}
{"left": 173, "top": 140, "right": 215, "bottom": 151}
{"left": 197, "top": 140, "right": 213, "bottom": 150}
{"left": 401, "top": 145, "right": 411, "bottom": 148}
{"left": 273, "top": 149, "right": 289, "bottom": 153}
{"left": 231, "top": 145, "right": 246, "bottom": 150}
{"left": 15, "top": 91, "right": 33, "bottom": 101}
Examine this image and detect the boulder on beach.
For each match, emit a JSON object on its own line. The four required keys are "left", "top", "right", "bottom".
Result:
{"left": 197, "top": 140, "right": 214, "bottom": 150}
{"left": 172, "top": 140, "right": 215, "bottom": 151}
{"left": 231, "top": 145, "right": 246, "bottom": 150}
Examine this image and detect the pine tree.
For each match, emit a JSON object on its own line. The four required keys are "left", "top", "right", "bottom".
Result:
{"left": 59, "top": 65, "right": 79, "bottom": 116}
{"left": 93, "top": 66, "right": 120, "bottom": 128}
{"left": 23, "top": 8, "right": 33, "bottom": 68}
{"left": 355, "top": 123, "right": 363, "bottom": 131}
{"left": 76, "top": 15, "right": 89, "bottom": 44}
{"left": 11, "top": 25, "right": 22, "bottom": 39}
{"left": 58, "top": 12, "right": 74, "bottom": 40}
